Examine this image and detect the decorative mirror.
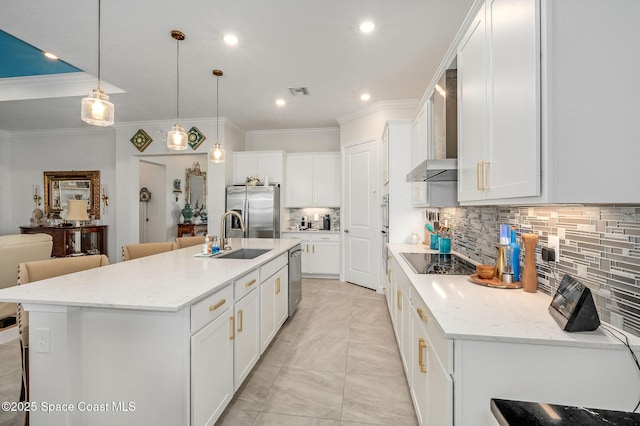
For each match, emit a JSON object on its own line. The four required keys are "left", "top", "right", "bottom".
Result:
{"left": 185, "top": 162, "right": 206, "bottom": 208}
{"left": 44, "top": 170, "right": 101, "bottom": 219}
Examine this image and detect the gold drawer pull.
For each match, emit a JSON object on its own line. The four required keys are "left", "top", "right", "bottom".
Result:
{"left": 418, "top": 338, "right": 427, "bottom": 373}
{"left": 209, "top": 299, "right": 226, "bottom": 311}
{"left": 238, "top": 310, "right": 243, "bottom": 332}
{"left": 230, "top": 316, "right": 235, "bottom": 340}
{"left": 322, "top": 237, "right": 330, "bottom": 240}
{"left": 245, "top": 278, "right": 257, "bottom": 288}
{"left": 397, "top": 290, "right": 402, "bottom": 310}
{"left": 275, "top": 277, "right": 281, "bottom": 294}
{"left": 417, "top": 307, "right": 427, "bottom": 323}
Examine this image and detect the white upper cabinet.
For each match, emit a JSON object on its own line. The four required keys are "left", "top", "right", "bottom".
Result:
{"left": 233, "top": 151, "right": 284, "bottom": 185}
{"left": 285, "top": 153, "right": 340, "bottom": 207}
{"left": 458, "top": 0, "right": 540, "bottom": 202}
{"left": 411, "top": 101, "right": 429, "bottom": 170}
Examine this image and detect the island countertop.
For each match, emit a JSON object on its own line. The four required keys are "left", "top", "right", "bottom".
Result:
{"left": 388, "top": 243, "right": 640, "bottom": 350}
{"left": 0, "top": 238, "right": 299, "bottom": 312}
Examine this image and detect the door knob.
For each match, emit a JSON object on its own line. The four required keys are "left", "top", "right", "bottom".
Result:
{"left": 344, "top": 229, "right": 350, "bottom": 233}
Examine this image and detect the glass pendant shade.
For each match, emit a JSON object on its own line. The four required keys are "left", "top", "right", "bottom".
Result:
{"left": 81, "top": 89, "right": 114, "bottom": 126}
{"left": 210, "top": 142, "right": 225, "bottom": 163}
{"left": 167, "top": 123, "right": 188, "bottom": 150}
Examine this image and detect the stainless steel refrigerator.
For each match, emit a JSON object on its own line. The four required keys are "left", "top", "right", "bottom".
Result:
{"left": 225, "top": 185, "right": 281, "bottom": 238}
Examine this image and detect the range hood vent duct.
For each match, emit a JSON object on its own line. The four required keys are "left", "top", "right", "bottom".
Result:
{"left": 406, "top": 158, "right": 458, "bottom": 182}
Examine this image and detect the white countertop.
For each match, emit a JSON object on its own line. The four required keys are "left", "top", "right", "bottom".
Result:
{"left": 388, "top": 243, "right": 640, "bottom": 350}
{"left": 0, "top": 238, "right": 299, "bottom": 312}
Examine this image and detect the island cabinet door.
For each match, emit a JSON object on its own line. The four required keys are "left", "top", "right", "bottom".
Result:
{"left": 191, "top": 309, "right": 234, "bottom": 426}
{"left": 234, "top": 288, "right": 260, "bottom": 391}
{"left": 260, "top": 265, "right": 289, "bottom": 353}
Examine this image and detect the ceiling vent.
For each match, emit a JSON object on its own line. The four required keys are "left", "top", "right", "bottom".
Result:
{"left": 288, "top": 87, "right": 310, "bottom": 96}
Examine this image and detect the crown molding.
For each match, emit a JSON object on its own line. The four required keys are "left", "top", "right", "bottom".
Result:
{"left": 246, "top": 127, "right": 339, "bottom": 136}
{"left": 9, "top": 126, "right": 115, "bottom": 138}
{"left": 337, "top": 99, "right": 419, "bottom": 125}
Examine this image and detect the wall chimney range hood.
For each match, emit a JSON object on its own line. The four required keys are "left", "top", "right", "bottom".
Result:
{"left": 407, "top": 69, "right": 458, "bottom": 183}
{"left": 406, "top": 158, "right": 457, "bottom": 182}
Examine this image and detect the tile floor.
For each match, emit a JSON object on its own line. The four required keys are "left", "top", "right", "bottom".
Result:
{"left": 0, "top": 278, "right": 417, "bottom": 426}
{"left": 215, "top": 278, "right": 417, "bottom": 426}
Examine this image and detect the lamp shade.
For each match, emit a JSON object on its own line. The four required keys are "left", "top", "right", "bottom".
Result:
{"left": 66, "top": 200, "right": 90, "bottom": 222}
{"left": 210, "top": 142, "right": 225, "bottom": 163}
{"left": 81, "top": 89, "right": 114, "bottom": 126}
{"left": 167, "top": 123, "right": 188, "bottom": 150}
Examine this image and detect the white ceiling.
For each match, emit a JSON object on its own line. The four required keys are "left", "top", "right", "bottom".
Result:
{"left": 0, "top": 0, "right": 474, "bottom": 133}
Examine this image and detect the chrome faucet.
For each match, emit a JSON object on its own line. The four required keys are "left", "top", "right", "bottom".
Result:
{"left": 220, "top": 210, "right": 245, "bottom": 251}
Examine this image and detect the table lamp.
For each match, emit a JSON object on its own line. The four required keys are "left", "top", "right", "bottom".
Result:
{"left": 66, "top": 199, "right": 89, "bottom": 254}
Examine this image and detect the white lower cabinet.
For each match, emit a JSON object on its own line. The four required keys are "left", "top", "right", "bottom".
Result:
{"left": 191, "top": 253, "right": 291, "bottom": 425}
{"left": 282, "top": 232, "right": 340, "bottom": 276}
{"left": 260, "top": 264, "right": 289, "bottom": 353}
{"left": 191, "top": 291, "right": 234, "bottom": 426}
{"left": 233, "top": 288, "right": 260, "bottom": 390}
{"left": 411, "top": 307, "right": 428, "bottom": 425}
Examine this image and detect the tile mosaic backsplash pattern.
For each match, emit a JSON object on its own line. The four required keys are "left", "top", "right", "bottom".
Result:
{"left": 440, "top": 205, "right": 640, "bottom": 336}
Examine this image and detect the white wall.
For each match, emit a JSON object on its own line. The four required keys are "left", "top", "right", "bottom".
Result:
{"left": 7, "top": 128, "right": 117, "bottom": 258}
{"left": 0, "top": 132, "right": 12, "bottom": 235}
{"left": 245, "top": 128, "right": 340, "bottom": 152}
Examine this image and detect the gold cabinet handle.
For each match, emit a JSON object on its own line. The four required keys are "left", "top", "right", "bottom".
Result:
{"left": 230, "top": 316, "right": 235, "bottom": 340}
{"left": 238, "top": 310, "right": 243, "bottom": 332}
{"left": 312, "top": 245, "right": 315, "bottom": 254}
{"left": 209, "top": 299, "right": 226, "bottom": 311}
{"left": 322, "top": 237, "right": 330, "bottom": 240}
{"left": 306, "top": 244, "right": 309, "bottom": 253}
{"left": 397, "top": 290, "right": 402, "bottom": 310}
{"left": 418, "top": 338, "right": 427, "bottom": 373}
{"left": 417, "top": 307, "right": 427, "bottom": 323}
{"left": 245, "top": 278, "right": 257, "bottom": 288}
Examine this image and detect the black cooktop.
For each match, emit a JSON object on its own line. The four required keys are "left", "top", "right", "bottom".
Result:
{"left": 400, "top": 252, "right": 476, "bottom": 275}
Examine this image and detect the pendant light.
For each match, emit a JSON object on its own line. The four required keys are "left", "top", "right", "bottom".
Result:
{"left": 167, "top": 30, "right": 188, "bottom": 151}
{"left": 81, "top": 0, "right": 115, "bottom": 126}
{"left": 209, "top": 69, "right": 225, "bottom": 163}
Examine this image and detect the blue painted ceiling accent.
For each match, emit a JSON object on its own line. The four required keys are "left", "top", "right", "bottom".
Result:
{"left": 0, "top": 30, "right": 82, "bottom": 78}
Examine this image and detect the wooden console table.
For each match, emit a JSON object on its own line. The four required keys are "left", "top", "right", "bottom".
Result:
{"left": 20, "top": 225, "right": 108, "bottom": 258}
{"left": 177, "top": 223, "right": 207, "bottom": 237}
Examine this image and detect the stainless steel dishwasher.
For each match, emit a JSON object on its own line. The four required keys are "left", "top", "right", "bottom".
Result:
{"left": 288, "top": 244, "right": 302, "bottom": 316}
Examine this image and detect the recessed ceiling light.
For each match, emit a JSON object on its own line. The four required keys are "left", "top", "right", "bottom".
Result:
{"left": 43, "top": 51, "right": 58, "bottom": 60}
{"left": 359, "top": 21, "right": 375, "bottom": 33}
{"left": 360, "top": 93, "right": 371, "bottom": 101}
{"left": 275, "top": 99, "right": 286, "bottom": 106}
{"left": 223, "top": 34, "right": 239, "bottom": 46}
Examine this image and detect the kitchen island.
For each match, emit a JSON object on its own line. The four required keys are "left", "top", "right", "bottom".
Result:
{"left": 386, "top": 243, "right": 640, "bottom": 425}
{"left": 0, "top": 238, "right": 299, "bottom": 425}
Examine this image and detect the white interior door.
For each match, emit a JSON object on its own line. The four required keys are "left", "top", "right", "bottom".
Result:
{"left": 343, "top": 140, "right": 378, "bottom": 290}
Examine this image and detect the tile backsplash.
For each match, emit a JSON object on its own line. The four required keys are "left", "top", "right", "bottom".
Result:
{"left": 440, "top": 205, "right": 640, "bottom": 337}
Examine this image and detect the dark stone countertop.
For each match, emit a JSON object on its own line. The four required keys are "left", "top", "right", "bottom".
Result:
{"left": 491, "top": 398, "right": 640, "bottom": 425}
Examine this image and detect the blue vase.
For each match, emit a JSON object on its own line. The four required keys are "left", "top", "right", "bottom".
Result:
{"left": 510, "top": 229, "right": 521, "bottom": 281}
{"left": 181, "top": 203, "right": 193, "bottom": 223}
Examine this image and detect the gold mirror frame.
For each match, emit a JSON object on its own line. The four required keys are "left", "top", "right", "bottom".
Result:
{"left": 44, "top": 170, "right": 101, "bottom": 219}
{"left": 185, "top": 162, "right": 206, "bottom": 208}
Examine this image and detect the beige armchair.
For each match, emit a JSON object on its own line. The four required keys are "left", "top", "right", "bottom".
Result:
{"left": 0, "top": 234, "right": 53, "bottom": 323}
{"left": 175, "top": 235, "right": 206, "bottom": 249}
{"left": 17, "top": 254, "right": 110, "bottom": 413}
{"left": 122, "top": 242, "right": 176, "bottom": 261}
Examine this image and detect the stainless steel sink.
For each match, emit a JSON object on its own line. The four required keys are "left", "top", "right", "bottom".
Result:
{"left": 213, "top": 248, "right": 271, "bottom": 260}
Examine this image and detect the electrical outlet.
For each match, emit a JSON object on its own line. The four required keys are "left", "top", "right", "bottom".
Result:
{"left": 611, "top": 312, "right": 624, "bottom": 330}
{"left": 36, "top": 328, "right": 50, "bottom": 353}
{"left": 548, "top": 235, "right": 560, "bottom": 262}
